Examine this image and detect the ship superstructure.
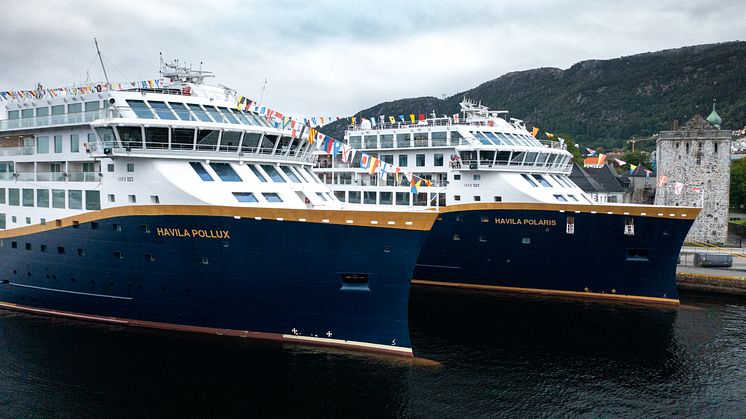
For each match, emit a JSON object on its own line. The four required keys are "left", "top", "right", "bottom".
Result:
{"left": 315, "top": 100, "right": 699, "bottom": 304}
{"left": 0, "top": 63, "right": 439, "bottom": 356}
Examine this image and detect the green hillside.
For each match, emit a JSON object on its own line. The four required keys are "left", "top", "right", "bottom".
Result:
{"left": 322, "top": 41, "right": 746, "bottom": 150}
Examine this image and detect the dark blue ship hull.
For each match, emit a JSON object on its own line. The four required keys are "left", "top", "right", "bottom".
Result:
{"left": 0, "top": 206, "right": 436, "bottom": 355}
{"left": 414, "top": 203, "right": 698, "bottom": 304}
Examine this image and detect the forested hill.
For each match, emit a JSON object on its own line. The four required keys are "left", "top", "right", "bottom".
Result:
{"left": 321, "top": 41, "right": 746, "bottom": 150}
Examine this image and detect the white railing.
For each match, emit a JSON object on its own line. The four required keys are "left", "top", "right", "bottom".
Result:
{"left": 0, "top": 110, "right": 108, "bottom": 131}
{"left": 0, "top": 146, "right": 34, "bottom": 156}
{"left": 35, "top": 172, "right": 67, "bottom": 182}
{"left": 67, "top": 172, "right": 99, "bottom": 182}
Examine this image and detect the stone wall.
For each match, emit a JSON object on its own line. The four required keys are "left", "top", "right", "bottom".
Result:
{"left": 654, "top": 115, "right": 732, "bottom": 244}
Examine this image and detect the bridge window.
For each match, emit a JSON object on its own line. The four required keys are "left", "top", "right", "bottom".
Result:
{"left": 261, "top": 165, "right": 286, "bottom": 182}
{"left": 117, "top": 126, "right": 143, "bottom": 149}
{"left": 449, "top": 131, "right": 462, "bottom": 146}
{"left": 210, "top": 163, "right": 242, "bottom": 182}
{"left": 149, "top": 101, "right": 177, "bottom": 120}
{"left": 233, "top": 192, "right": 258, "bottom": 203}
{"left": 262, "top": 193, "right": 283, "bottom": 203}
{"left": 242, "top": 133, "right": 262, "bottom": 153}
{"left": 220, "top": 131, "right": 242, "bottom": 152}
{"left": 231, "top": 109, "right": 252, "bottom": 125}
{"left": 187, "top": 104, "right": 212, "bottom": 122}
{"left": 196, "top": 129, "right": 219, "bottom": 151}
{"left": 127, "top": 100, "right": 155, "bottom": 118}
{"left": 171, "top": 128, "right": 195, "bottom": 150}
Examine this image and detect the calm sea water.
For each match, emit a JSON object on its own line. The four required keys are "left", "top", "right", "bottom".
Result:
{"left": 1, "top": 286, "right": 745, "bottom": 418}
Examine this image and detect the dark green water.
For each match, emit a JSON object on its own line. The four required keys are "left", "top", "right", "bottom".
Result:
{"left": 0, "top": 286, "right": 744, "bottom": 417}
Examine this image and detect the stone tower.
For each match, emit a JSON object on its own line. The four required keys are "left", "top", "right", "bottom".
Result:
{"left": 654, "top": 105, "right": 732, "bottom": 244}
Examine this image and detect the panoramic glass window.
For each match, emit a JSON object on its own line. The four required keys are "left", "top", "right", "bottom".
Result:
{"left": 149, "top": 101, "right": 177, "bottom": 120}
{"left": 127, "top": 100, "right": 155, "bottom": 118}
{"left": 233, "top": 192, "right": 258, "bottom": 203}
{"left": 187, "top": 104, "right": 213, "bottom": 122}
{"left": 261, "top": 164, "right": 286, "bottom": 182}
{"left": 249, "top": 165, "right": 267, "bottom": 182}
{"left": 189, "top": 162, "right": 213, "bottom": 181}
{"left": 281, "top": 166, "right": 301, "bottom": 183}
{"left": 262, "top": 192, "right": 283, "bottom": 203}
{"left": 169, "top": 102, "right": 193, "bottom": 121}
{"left": 209, "top": 162, "right": 241, "bottom": 182}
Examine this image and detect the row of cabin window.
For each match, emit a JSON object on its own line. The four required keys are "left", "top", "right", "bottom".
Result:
{"left": 0, "top": 188, "right": 100, "bottom": 211}
{"left": 349, "top": 131, "right": 462, "bottom": 149}
{"left": 321, "top": 171, "right": 448, "bottom": 188}
{"left": 8, "top": 101, "right": 102, "bottom": 120}
{"left": 189, "top": 161, "right": 321, "bottom": 185}
{"left": 0, "top": 213, "right": 50, "bottom": 228}
{"left": 126, "top": 100, "right": 271, "bottom": 128}
{"left": 95, "top": 126, "right": 307, "bottom": 157}
{"left": 520, "top": 173, "right": 577, "bottom": 189}
{"left": 1, "top": 240, "right": 211, "bottom": 265}
{"left": 33, "top": 133, "right": 94, "bottom": 154}
{"left": 336, "top": 190, "right": 446, "bottom": 206}
{"left": 325, "top": 153, "right": 441, "bottom": 169}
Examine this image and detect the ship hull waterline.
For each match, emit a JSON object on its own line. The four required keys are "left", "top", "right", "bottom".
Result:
{"left": 0, "top": 205, "right": 437, "bottom": 357}
{"left": 413, "top": 203, "right": 698, "bottom": 305}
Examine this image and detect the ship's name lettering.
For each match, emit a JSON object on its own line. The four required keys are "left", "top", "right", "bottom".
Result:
{"left": 156, "top": 227, "right": 231, "bottom": 239}
{"left": 464, "top": 183, "right": 480, "bottom": 188}
{"left": 494, "top": 218, "right": 557, "bottom": 226}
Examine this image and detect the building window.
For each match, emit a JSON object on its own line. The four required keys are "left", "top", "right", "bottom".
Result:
{"left": 86, "top": 190, "right": 101, "bottom": 210}
{"left": 37, "top": 190, "right": 49, "bottom": 208}
{"left": 52, "top": 189, "right": 65, "bottom": 208}
{"left": 263, "top": 193, "right": 283, "bottom": 203}
{"left": 22, "top": 189, "right": 34, "bottom": 207}
{"left": 37, "top": 136, "right": 49, "bottom": 154}
{"left": 416, "top": 154, "right": 425, "bottom": 167}
{"left": 68, "top": 190, "right": 83, "bottom": 209}
{"left": 70, "top": 134, "right": 80, "bottom": 153}
{"left": 685, "top": 142, "right": 690, "bottom": 153}
{"left": 714, "top": 142, "right": 719, "bottom": 154}
{"left": 696, "top": 154, "right": 701, "bottom": 165}
{"left": 233, "top": 192, "right": 258, "bottom": 203}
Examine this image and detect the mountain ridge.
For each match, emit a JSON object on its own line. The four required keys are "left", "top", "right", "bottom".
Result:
{"left": 322, "top": 41, "right": 746, "bottom": 150}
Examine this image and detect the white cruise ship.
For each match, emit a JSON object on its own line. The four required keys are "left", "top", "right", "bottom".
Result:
{"left": 0, "top": 61, "right": 440, "bottom": 356}
{"left": 315, "top": 100, "right": 699, "bottom": 304}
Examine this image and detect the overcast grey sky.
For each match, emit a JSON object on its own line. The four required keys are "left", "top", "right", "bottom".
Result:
{"left": 1, "top": 0, "right": 743, "bottom": 117}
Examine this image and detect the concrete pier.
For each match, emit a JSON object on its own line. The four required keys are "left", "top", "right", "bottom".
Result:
{"left": 676, "top": 246, "right": 746, "bottom": 296}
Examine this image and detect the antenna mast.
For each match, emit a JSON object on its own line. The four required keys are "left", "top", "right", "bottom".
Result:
{"left": 259, "top": 78, "right": 267, "bottom": 104}
{"left": 94, "top": 38, "right": 110, "bottom": 88}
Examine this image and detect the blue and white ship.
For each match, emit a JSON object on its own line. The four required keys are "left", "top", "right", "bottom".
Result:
{"left": 315, "top": 100, "right": 699, "bottom": 305}
{"left": 0, "top": 61, "right": 440, "bottom": 356}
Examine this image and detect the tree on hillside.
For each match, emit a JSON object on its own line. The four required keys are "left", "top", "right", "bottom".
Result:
{"left": 555, "top": 133, "right": 583, "bottom": 165}
{"left": 620, "top": 150, "right": 652, "bottom": 168}
{"left": 730, "top": 158, "right": 746, "bottom": 209}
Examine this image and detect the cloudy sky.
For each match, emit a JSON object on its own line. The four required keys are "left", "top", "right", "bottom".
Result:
{"left": 1, "top": 0, "right": 743, "bottom": 117}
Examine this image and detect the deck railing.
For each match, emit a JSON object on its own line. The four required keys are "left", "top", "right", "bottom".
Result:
{"left": 0, "top": 110, "right": 108, "bottom": 131}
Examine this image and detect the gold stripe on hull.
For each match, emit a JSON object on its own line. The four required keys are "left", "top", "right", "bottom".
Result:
{"left": 411, "top": 279, "right": 680, "bottom": 306}
{"left": 0, "top": 204, "right": 439, "bottom": 239}
{"left": 440, "top": 202, "right": 701, "bottom": 220}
